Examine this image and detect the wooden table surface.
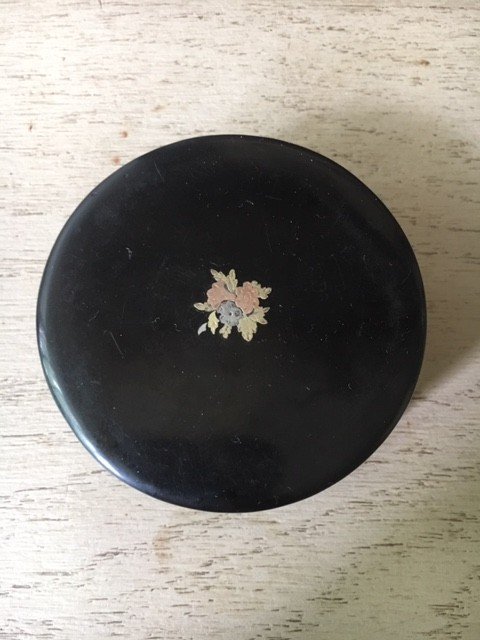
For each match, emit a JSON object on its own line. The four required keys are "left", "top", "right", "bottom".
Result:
{"left": 1, "top": 2, "right": 479, "bottom": 638}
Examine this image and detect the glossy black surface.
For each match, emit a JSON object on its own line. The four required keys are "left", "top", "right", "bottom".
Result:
{"left": 37, "top": 135, "right": 426, "bottom": 512}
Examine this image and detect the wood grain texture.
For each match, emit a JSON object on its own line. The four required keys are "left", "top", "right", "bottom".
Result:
{"left": 1, "top": 2, "right": 479, "bottom": 638}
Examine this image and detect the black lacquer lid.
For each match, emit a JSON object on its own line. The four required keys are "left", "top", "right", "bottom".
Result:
{"left": 37, "top": 135, "right": 426, "bottom": 512}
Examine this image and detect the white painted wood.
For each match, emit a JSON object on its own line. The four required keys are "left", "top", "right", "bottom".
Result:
{"left": 1, "top": 2, "right": 479, "bottom": 638}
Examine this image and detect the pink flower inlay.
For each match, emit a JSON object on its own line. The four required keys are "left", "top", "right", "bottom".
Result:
{"left": 206, "top": 282, "right": 236, "bottom": 310}
{"left": 234, "top": 282, "right": 260, "bottom": 315}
